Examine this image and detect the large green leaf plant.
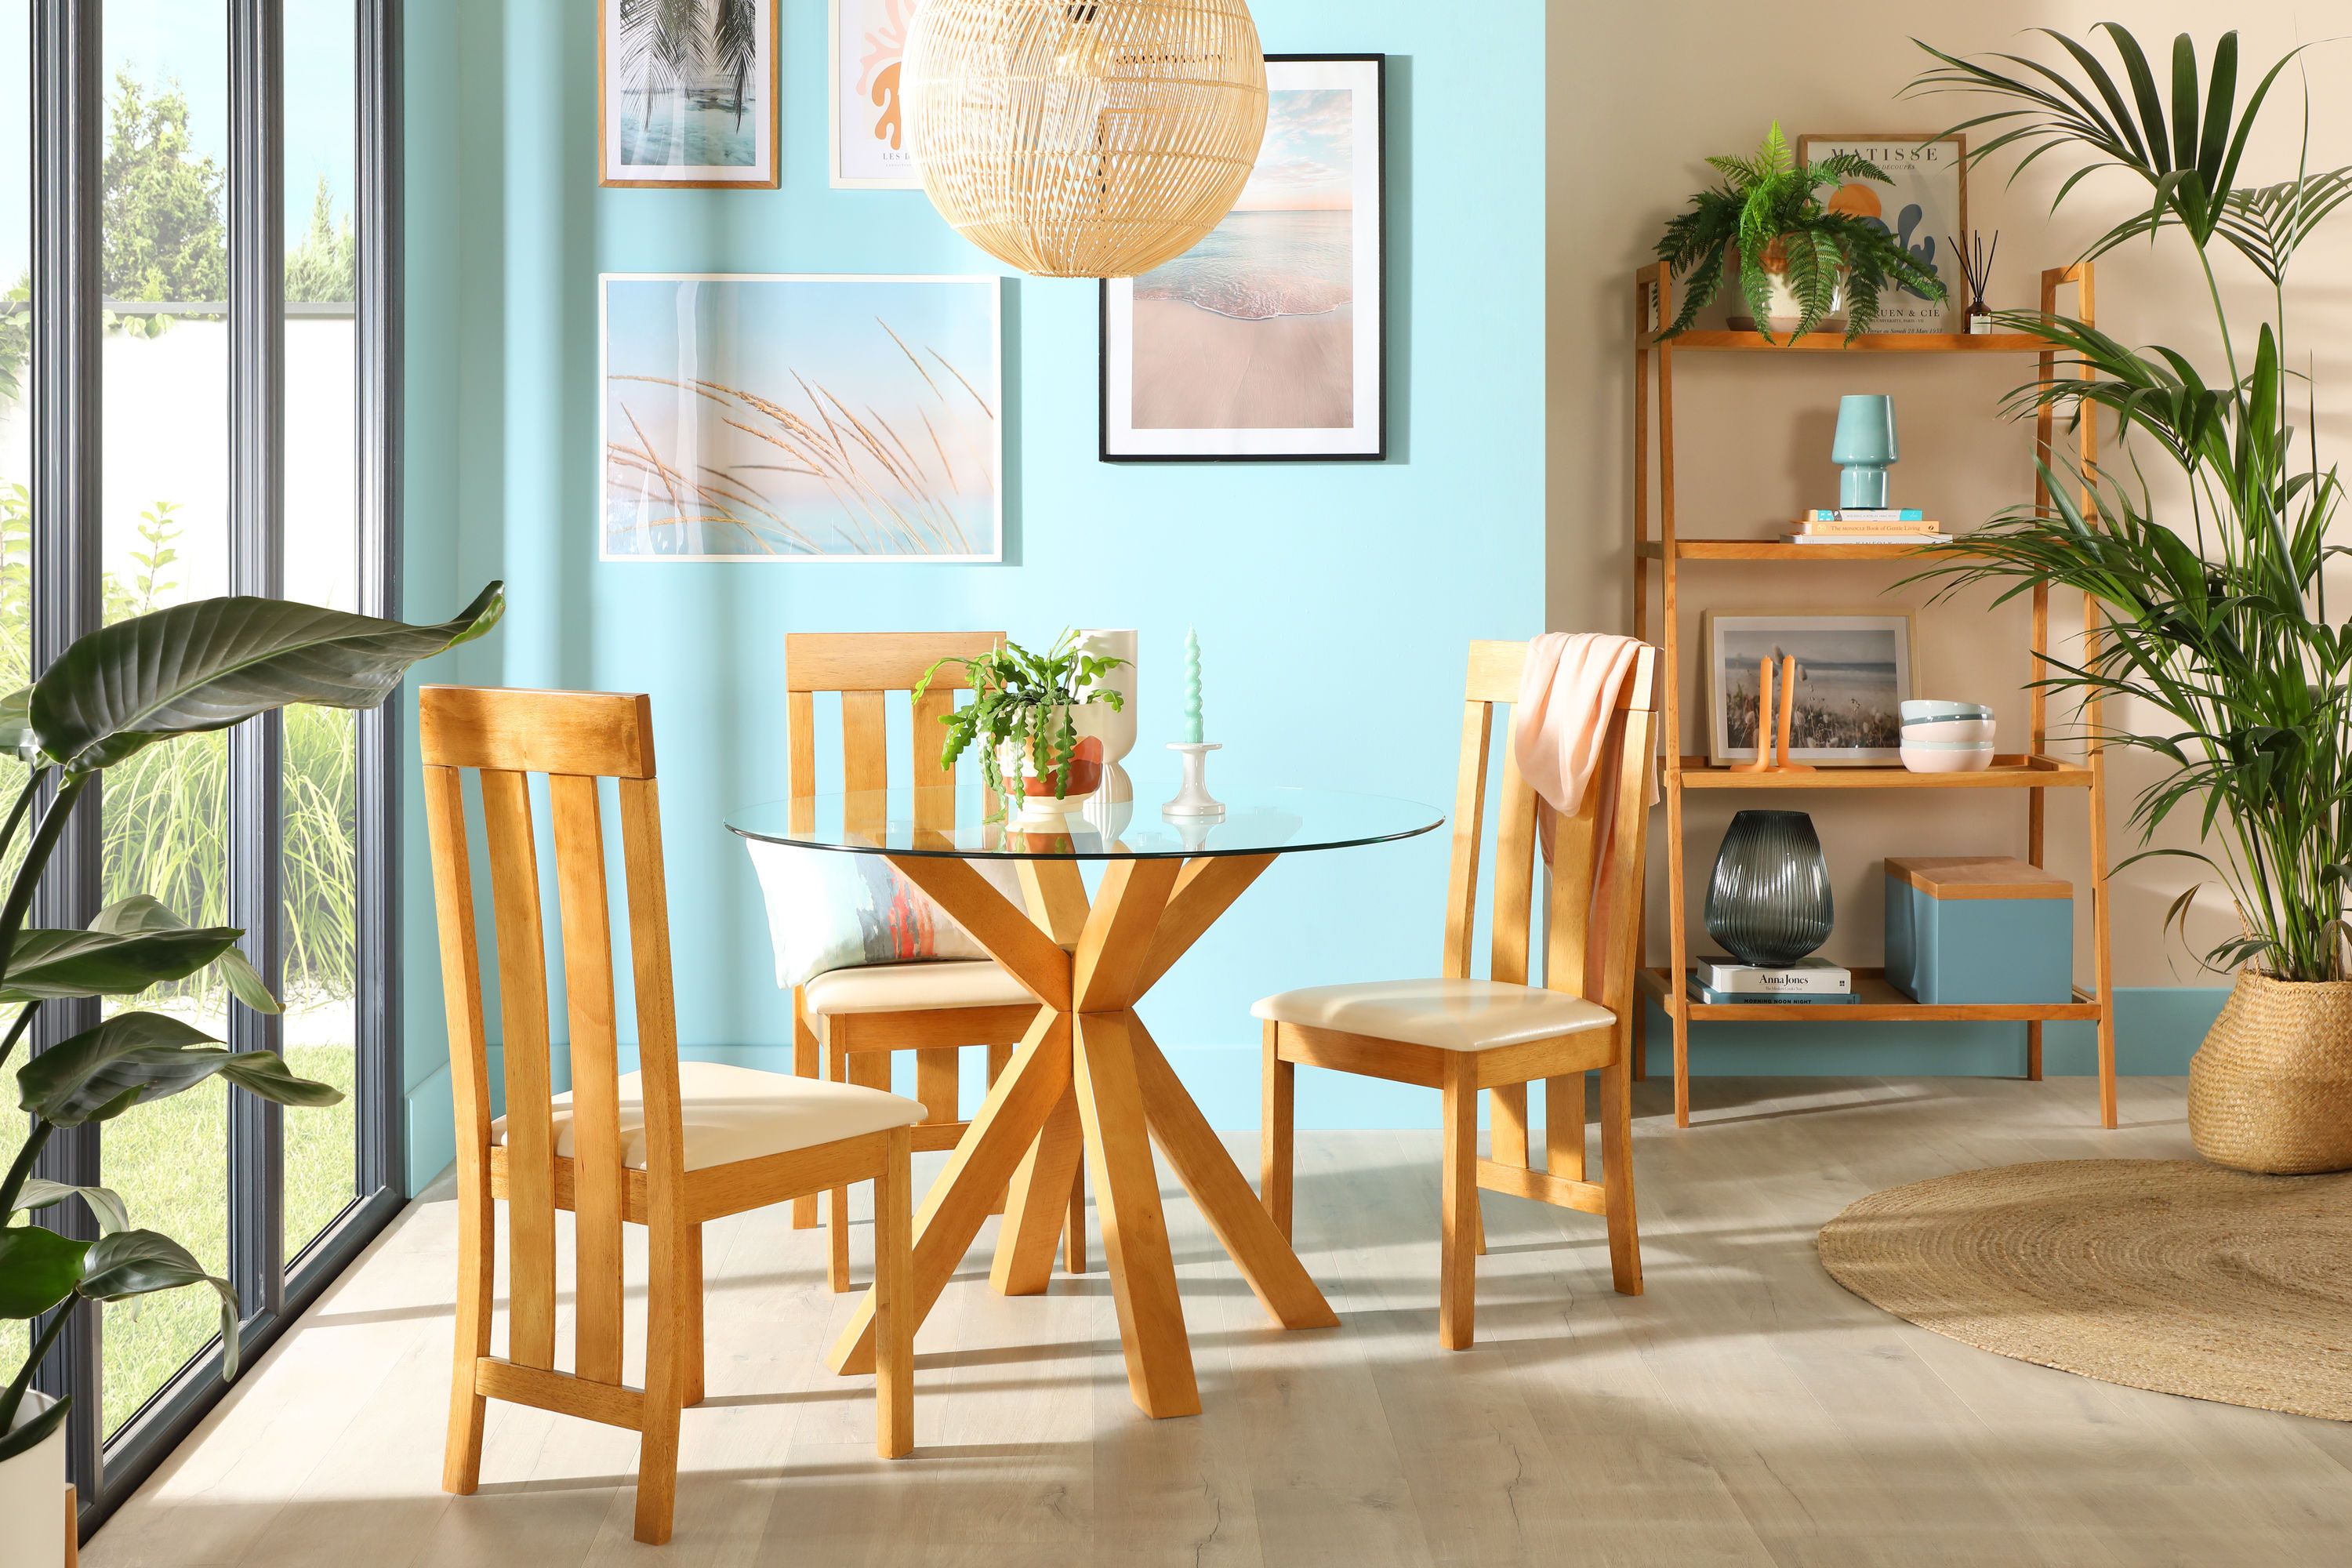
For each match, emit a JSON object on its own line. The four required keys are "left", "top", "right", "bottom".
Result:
{"left": 0, "top": 583, "right": 503, "bottom": 1461}
{"left": 1904, "top": 26, "right": 2351, "bottom": 980}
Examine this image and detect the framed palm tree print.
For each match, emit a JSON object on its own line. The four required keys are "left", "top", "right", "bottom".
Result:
{"left": 599, "top": 0, "right": 780, "bottom": 189}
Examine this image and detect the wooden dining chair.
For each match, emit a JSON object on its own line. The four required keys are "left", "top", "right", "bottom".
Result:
{"left": 423, "top": 684, "right": 925, "bottom": 1546}
{"left": 783, "top": 632, "right": 1084, "bottom": 1290}
{"left": 1254, "top": 640, "right": 1655, "bottom": 1349}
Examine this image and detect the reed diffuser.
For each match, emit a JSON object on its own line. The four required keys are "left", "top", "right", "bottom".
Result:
{"left": 1947, "top": 229, "right": 1999, "bottom": 334}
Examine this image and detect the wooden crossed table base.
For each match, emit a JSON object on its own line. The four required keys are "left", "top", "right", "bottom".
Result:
{"left": 825, "top": 848, "right": 1336, "bottom": 1417}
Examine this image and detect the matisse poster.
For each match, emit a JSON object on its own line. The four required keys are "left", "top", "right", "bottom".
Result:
{"left": 832, "top": 0, "right": 922, "bottom": 189}
{"left": 1798, "top": 132, "right": 1967, "bottom": 332}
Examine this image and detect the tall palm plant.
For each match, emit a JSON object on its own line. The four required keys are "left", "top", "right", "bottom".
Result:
{"left": 1905, "top": 27, "right": 2351, "bottom": 980}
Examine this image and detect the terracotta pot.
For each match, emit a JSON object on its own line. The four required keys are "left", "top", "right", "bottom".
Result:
{"left": 2188, "top": 970, "right": 2352, "bottom": 1174}
{"left": 1024, "top": 734, "right": 1104, "bottom": 800}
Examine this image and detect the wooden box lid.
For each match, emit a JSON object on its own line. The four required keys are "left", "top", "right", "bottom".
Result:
{"left": 1884, "top": 856, "right": 2071, "bottom": 901}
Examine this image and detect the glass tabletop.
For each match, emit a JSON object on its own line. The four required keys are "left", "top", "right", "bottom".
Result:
{"left": 724, "top": 774, "right": 1444, "bottom": 861}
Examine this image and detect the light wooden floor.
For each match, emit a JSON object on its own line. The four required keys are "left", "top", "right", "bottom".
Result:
{"left": 84, "top": 1076, "right": 2352, "bottom": 1567}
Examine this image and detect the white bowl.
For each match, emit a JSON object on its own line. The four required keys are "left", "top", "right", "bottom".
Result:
{"left": 1900, "top": 739, "right": 1995, "bottom": 773}
{"left": 1903, "top": 717, "right": 1995, "bottom": 742}
{"left": 1901, "top": 699, "right": 1994, "bottom": 721}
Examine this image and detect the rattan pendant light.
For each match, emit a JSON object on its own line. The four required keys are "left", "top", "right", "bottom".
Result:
{"left": 902, "top": 0, "right": 1269, "bottom": 278}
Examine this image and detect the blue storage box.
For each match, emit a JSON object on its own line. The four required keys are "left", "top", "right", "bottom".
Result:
{"left": 1884, "top": 857, "right": 2073, "bottom": 1004}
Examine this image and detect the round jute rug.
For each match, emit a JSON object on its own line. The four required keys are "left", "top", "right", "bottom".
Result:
{"left": 1817, "top": 1159, "right": 2352, "bottom": 1421}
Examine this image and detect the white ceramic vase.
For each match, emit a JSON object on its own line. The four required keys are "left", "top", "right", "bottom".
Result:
{"left": 1, "top": 1391, "right": 69, "bottom": 1568}
{"left": 1073, "top": 629, "right": 1138, "bottom": 764}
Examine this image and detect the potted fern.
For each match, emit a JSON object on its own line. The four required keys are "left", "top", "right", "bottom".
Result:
{"left": 913, "top": 631, "right": 1127, "bottom": 818}
{"left": 1906, "top": 25, "right": 2352, "bottom": 1171}
{"left": 1655, "top": 122, "right": 1947, "bottom": 343}
{"left": 0, "top": 583, "right": 503, "bottom": 1551}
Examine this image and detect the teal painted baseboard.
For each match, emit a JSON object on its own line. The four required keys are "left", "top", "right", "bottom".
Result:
{"left": 401, "top": 988, "right": 2227, "bottom": 1195}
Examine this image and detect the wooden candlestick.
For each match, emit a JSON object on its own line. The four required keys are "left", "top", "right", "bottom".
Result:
{"left": 1773, "top": 654, "right": 1815, "bottom": 772}
{"left": 1730, "top": 656, "right": 1774, "bottom": 772}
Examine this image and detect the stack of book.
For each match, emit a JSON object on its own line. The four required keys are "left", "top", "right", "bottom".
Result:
{"left": 1781, "top": 508, "right": 1949, "bottom": 546}
{"left": 1688, "top": 956, "right": 1857, "bottom": 1005}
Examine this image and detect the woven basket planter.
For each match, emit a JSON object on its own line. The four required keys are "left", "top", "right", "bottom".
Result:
{"left": 2188, "top": 971, "right": 2352, "bottom": 1174}
{"left": 902, "top": 0, "right": 1268, "bottom": 278}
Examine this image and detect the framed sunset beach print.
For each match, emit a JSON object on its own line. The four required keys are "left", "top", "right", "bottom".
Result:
{"left": 1100, "top": 53, "right": 1386, "bottom": 462}
{"left": 832, "top": 0, "right": 923, "bottom": 189}
{"left": 601, "top": 274, "right": 1002, "bottom": 561}
{"left": 598, "top": 0, "right": 779, "bottom": 189}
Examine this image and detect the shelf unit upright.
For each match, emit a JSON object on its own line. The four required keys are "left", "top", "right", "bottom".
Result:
{"left": 1629, "top": 261, "right": 2119, "bottom": 1130}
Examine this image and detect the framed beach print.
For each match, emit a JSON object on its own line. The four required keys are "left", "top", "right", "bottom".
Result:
{"left": 1100, "top": 53, "right": 1385, "bottom": 462}
{"left": 1796, "top": 132, "right": 1966, "bottom": 332}
{"left": 832, "top": 0, "right": 923, "bottom": 189}
{"left": 1703, "top": 612, "right": 1916, "bottom": 766}
{"left": 601, "top": 274, "right": 1002, "bottom": 561}
{"left": 598, "top": 0, "right": 779, "bottom": 189}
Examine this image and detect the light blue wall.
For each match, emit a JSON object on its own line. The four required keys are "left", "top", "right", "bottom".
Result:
{"left": 397, "top": 0, "right": 1551, "bottom": 1189}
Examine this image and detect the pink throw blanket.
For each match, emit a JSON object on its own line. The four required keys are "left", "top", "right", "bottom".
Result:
{"left": 1511, "top": 632, "right": 1657, "bottom": 998}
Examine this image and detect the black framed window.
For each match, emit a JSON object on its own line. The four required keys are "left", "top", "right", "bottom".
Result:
{"left": 8, "top": 0, "right": 401, "bottom": 1534}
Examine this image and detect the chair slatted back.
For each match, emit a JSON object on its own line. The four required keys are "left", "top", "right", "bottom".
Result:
{"left": 785, "top": 632, "right": 1004, "bottom": 834}
{"left": 1443, "top": 641, "right": 1659, "bottom": 1017}
{"left": 420, "top": 684, "right": 683, "bottom": 1390}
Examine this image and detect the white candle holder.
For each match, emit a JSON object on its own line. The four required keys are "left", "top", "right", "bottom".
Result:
{"left": 1162, "top": 742, "right": 1225, "bottom": 819}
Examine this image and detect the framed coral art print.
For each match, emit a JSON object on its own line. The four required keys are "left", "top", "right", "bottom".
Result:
{"left": 1795, "top": 132, "right": 1966, "bottom": 332}
{"left": 601, "top": 274, "right": 1002, "bottom": 561}
{"left": 598, "top": 0, "right": 779, "bottom": 189}
{"left": 832, "top": 0, "right": 924, "bottom": 189}
{"left": 1100, "top": 53, "right": 1385, "bottom": 462}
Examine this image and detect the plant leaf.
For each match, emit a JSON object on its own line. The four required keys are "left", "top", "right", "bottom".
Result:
{"left": 31, "top": 583, "right": 503, "bottom": 773}
{"left": 0, "top": 1224, "right": 89, "bottom": 1319}
{"left": 82, "top": 895, "right": 282, "bottom": 1014}
{"left": 0, "top": 920, "right": 243, "bottom": 1003}
{"left": 11, "top": 1177, "right": 130, "bottom": 1234}
{"left": 0, "top": 1391, "right": 68, "bottom": 1463}
{"left": 0, "top": 687, "right": 30, "bottom": 758}
{"left": 14, "top": 1011, "right": 343, "bottom": 1127}
{"left": 76, "top": 1229, "right": 241, "bottom": 1377}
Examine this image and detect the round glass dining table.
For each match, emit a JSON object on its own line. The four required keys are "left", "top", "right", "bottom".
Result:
{"left": 727, "top": 775, "right": 1443, "bottom": 1419}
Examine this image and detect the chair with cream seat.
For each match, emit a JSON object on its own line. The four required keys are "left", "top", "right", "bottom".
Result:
{"left": 779, "top": 631, "right": 1084, "bottom": 1291}
{"left": 422, "top": 684, "right": 924, "bottom": 1546}
{"left": 1254, "top": 639, "right": 1656, "bottom": 1349}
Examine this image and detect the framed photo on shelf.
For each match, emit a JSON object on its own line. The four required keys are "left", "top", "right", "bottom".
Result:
{"left": 1795, "top": 132, "right": 1965, "bottom": 332}
{"left": 832, "top": 0, "right": 923, "bottom": 189}
{"left": 600, "top": 274, "right": 1001, "bottom": 562}
{"left": 598, "top": 0, "right": 779, "bottom": 190}
{"left": 1100, "top": 53, "right": 1385, "bottom": 462}
{"left": 1703, "top": 611, "right": 1916, "bottom": 766}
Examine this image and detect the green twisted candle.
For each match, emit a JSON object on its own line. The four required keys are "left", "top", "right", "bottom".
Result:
{"left": 1181, "top": 626, "right": 1203, "bottom": 744}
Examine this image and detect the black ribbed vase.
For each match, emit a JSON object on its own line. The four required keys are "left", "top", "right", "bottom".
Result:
{"left": 1704, "top": 810, "right": 1833, "bottom": 967}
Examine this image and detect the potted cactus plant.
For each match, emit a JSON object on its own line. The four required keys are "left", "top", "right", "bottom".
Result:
{"left": 0, "top": 583, "right": 504, "bottom": 1550}
{"left": 913, "top": 630, "right": 1128, "bottom": 818}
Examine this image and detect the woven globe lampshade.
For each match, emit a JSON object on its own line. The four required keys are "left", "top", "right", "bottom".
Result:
{"left": 902, "top": 0, "right": 1269, "bottom": 279}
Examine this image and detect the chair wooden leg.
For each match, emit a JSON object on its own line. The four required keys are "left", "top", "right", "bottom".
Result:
{"left": 1600, "top": 1047, "right": 1645, "bottom": 1297}
{"left": 792, "top": 991, "right": 819, "bottom": 1228}
{"left": 682, "top": 1223, "right": 706, "bottom": 1406}
{"left": 874, "top": 1127, "right": 915, "bottom": 1457}
{"left": 1439, "top": 1056, "right": 1478, "bottom": 1350}
{"left": 439, "top": 1176, "right": 492, "bottom": 1495}
{"left": 1064, "top": 1160, "right": 1087, "bottom": 1273}
{"left": 634, "top": 1221, "right": 688, "bottom": 1545}
{"left": 989, "top": 1042, "right": 1014, "bottom": 1218}
{"left": 826, "top": 1031, "right": 854, "bottom": 1292}
{"left": 1261, "top": 1020, "right": 1294, "bottom": 1240}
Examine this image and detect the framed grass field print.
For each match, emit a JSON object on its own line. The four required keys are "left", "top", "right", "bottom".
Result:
{"left": 599, "top": 0, "right": 780, "bottom": 189}
{"left": 1100, "top": 54, "right": 1385, "bottom": 462}
{"left": 1704, "top": 611, "right": 1917, "bottom": 766}
{"left": 601, "top": 274, "right": 1001, "bottom": 561}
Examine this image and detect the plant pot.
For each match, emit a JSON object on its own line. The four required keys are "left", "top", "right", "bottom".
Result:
{"left": 1, "top": 1391, "right": 69, "bottom": 1568}
{"left": 1727, "top": 243, "right": 1849, "bottom": 335}
{"left": 1025, "top": 735, "right": 1105, "bottom": 802}
{"left": 2189, "top": 971, "right": 2352, "bottom": 1174}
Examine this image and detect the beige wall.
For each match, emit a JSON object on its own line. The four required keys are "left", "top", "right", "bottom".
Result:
{"left": 1547, "top": 2, "right": 2352, "bottom": 988}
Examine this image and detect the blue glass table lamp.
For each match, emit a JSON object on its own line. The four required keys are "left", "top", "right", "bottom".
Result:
{"left": 1831, "top": 394, "right": 1899, "bottom": 510}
